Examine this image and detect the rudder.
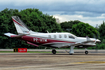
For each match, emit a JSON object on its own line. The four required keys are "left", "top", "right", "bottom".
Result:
{"left": 12, "top": 16, "right": 30, "bottom": 35}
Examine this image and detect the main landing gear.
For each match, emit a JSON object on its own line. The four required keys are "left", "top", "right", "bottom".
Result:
{"left": 52, "top": 49, "right": 56, "bottom": 54}
{"left": 85, "top": 51, "right": 88, "bottom": 54}
{"left": 69, "top": 46, "right": 75, "bottom": 55}
{"left": 85, "top": 48, "right": 88, "bottom": 55}
{"left": 51, "top": 48, "right": 89, "bottom": 55}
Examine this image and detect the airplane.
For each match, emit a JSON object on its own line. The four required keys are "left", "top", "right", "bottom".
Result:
{"left": 4, "top": 16, "right": 101, "bottom": 55}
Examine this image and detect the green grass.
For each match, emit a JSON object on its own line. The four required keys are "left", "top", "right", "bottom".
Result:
{"left": 27, "top": 51, "right": 51, "bottom": 53}
{"left": 0, "top": 51, "right": 14, "bottom": 53}
{"left": 0, "top": 51, "right": 52, "bottom": 53}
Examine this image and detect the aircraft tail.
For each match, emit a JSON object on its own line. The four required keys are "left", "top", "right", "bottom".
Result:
{"left": 12, "top": 16, "right": 30, "bottom": 35}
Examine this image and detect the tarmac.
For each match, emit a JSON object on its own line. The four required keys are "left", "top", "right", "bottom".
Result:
{"left": 0, "top": 49, "right": 105, "bottom": 70}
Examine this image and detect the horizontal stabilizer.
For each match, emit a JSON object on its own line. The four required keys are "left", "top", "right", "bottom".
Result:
{"left": 4, "top": 33, "right": 17, "bottom": 37}
{"left": 4, "top": 33, "right": 25, "bottom": 38}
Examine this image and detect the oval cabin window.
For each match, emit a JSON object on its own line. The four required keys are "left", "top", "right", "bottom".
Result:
{"left": 64, "top": 35, "right": 67, "bottom": 38}
{"left": 59, "top": 35, "right": 62, "bottom": 38}
{"left": 54, "top": 35, "right": 56, "bottom": 38}
{"left": 49, "top": 35, "right": 51, "bottom": 38}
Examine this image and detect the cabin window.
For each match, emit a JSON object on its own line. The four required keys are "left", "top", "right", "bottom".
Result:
{"left": 49, "top": 35, "right": 51, "bottom": 38}
{"left": 69, "top": 35, "right": 75, "bottom": 39}
{"left": 54, "top": 35, "right": 56, "bottom": 38}
{"left": 59, "top": 35, "right": 62, "bottom": 38}
{"left": 64, "top": 35, "right": 67, "bottom": 38}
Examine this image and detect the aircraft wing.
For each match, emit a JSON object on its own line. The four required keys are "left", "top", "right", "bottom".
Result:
{"left": 4, "top": 33, "right": 25, "bottom": 38}
{"left": 73, "top": 40, "right": 100, "bottom": 46}
{"left": 73, "top": 40, "right": 95, "bottom": 46}
{"left": 73, "top": 42, "right": 83, "bottom": 46}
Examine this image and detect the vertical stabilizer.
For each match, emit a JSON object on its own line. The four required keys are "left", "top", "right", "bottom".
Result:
{"left": 12, "top": 16, "right": 30, "bottom": 35}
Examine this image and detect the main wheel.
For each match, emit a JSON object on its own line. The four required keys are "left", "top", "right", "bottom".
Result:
{"left": 85, "top": 51, "right": 88, "bottom": 55}
{"left": 52, "top": 49, "right": 56, "bottom": 54}
{"left": 69, "top": 53, "right": 73, "bottom": 55}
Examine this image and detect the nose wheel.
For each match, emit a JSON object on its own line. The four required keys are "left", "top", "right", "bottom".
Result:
{"left": 85, "top": 51, "right": 88, "bottom": 55}
{"left": 52, "top": 49, "right": 56, "bottom": 54}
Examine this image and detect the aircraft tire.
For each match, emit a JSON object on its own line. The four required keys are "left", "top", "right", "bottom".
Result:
{"left": 85, "top": 51, "right": 88, "bottom": 55}
{"left": 69, "top": 53, "right": 73, "bottom": 55}
{"left": 52, "top": 49, "right": 56, "bottom": 54}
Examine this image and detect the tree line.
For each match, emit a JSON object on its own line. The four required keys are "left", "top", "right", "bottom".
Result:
{"left": 0, "top": 8, "right": 105, "bottom": 49}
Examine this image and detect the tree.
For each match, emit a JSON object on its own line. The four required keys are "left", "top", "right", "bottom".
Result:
{"left": 0, "top": 8, "right": 19, "bottom": 49}
{"left": 96, "top": 39, "right": 105, "bottom": 49}
{"left": 60, "top": 20, "right": 80, "bottom": 32}
{"left": 0, "top": 8, "right": 62, "bottom": 49}
{"left": 98, "top": 21, "right": 105, "bottom": 39}
{"left": 71, "top": 22, "right": 99, "bottom": 38}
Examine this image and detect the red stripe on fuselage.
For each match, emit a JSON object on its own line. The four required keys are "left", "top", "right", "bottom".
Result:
{"left": 21, "top": 36, "right": 75, "bottom": 45}
{"left": 12, "top": 18, "right": 23, "bottom": 27}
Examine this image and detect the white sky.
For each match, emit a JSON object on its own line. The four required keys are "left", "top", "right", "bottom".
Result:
{"left": 0, "top": 0, "right": 105, "bottom": 27}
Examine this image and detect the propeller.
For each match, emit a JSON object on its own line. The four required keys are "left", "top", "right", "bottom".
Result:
{"left": 93, "top": 32, "right": 100, "bottom": 53}
{"left": 93, "top": 34, "right": 97, "bottom": 43}
{"left": 96, "top": 32, "right": 100, "bottom": 53}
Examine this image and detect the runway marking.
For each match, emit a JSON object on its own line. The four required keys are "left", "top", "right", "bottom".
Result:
{"left": 72, "top": 61, "right": 105, "bottom": 64}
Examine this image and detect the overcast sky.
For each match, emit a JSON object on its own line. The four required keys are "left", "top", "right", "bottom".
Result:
{"left": 0, "top": 0, "right": 105, "bottom": 27}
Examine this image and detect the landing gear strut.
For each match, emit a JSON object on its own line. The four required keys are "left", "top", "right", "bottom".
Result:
{"left": 69, "top": 46, "right": 75, "bottom": 55}
{"left": 52, "top": 49, "right": 56, "bottom": 54}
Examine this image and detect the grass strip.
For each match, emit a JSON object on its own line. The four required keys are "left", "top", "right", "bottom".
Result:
{"left": 0, "top": 51, "right": 52, "bottom": 53}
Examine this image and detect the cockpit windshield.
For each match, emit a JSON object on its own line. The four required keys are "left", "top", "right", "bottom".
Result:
{"left": 69, "top": 33, "right": 76, "bottom": 39}
{"left": 69, "top": 35, "right": 75, "bottom": 39}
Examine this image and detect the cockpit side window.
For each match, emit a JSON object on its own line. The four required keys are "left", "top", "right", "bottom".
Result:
{"left": 69, "top": 35, "right": 75, "bottom": 39}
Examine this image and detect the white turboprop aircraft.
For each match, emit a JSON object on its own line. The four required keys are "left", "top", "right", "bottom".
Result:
{"left": 4, "top": 16, "right": 100, "bottom": 55}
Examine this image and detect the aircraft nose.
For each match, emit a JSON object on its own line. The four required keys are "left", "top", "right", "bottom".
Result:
{"left": 96, "top": 39, "right": 101, "bottom": 43}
